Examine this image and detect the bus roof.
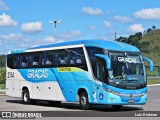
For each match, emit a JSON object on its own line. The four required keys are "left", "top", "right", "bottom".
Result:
{"left": 9, "top": 40, "right": 140, "bottom": 54}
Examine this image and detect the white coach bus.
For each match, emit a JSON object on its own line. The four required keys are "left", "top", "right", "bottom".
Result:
{"left": 6, "top": 40, "right": 153, "bottom": 110}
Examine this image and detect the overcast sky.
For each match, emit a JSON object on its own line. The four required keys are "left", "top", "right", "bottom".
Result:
{"left": 0, "top": 0, "right": 160, "bottom": 54}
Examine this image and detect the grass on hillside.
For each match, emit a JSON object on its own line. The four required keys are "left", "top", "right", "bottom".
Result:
{"left": 0, "top": 67, "right": 5, "bottom": 71}
{"left": 141, "top": 29, "right": 160, "bottom": 66}
{"left": 0, "top": 84, "right": 5, "bottom": 89}
{"left": 0, "top": 67, "right": 6, "bottom": 85}
{"left": 147, "top": 79, "right": 160, "bottom": 85}
{"left": 146, "top": 68, "right": 158, "bottom": 76}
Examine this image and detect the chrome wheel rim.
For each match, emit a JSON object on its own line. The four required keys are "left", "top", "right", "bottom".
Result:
{"left": 81, "top": 96, "right": 87, "bottom": 106}
{"left": 24, "top": 92, "right": 28, "bottom": 102}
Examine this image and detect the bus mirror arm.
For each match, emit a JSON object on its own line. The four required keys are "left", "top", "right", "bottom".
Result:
{"left": 143, "top": 57, "right": 154, "bottom": 72}
{"left": 95, "top": 54, "right": 111, "bottom": 69}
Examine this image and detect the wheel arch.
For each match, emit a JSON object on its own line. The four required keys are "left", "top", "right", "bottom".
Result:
{"left": 21, "top": 86, "right": 31, "bottom": 98}
{"left": 77, "top": 87, "right": 91, "bottom": 103}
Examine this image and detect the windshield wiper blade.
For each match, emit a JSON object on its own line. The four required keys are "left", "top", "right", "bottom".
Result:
{"left": 123, "top": 79, "right": 144, "bottom": 88}
{"left": 136, "top": 80, "right": 145, "bottom": 87}
{"left": 110, "top": 81, "right": 120, "bottom": 87}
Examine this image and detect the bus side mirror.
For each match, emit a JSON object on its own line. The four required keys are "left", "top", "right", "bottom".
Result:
{"left": 143, "top": 57, "right": 154, "bottom": 72}
{"left": 95, "top": 54, "right": 111, "bottom": 69}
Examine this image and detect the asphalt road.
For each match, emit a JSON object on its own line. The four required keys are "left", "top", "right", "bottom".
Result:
{"left": 0, "top": 85, "right": 159, "bottom": 118}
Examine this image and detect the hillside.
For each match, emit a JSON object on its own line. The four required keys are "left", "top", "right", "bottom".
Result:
{"left": 0, "top": 55, "right": 6, "bottom": 67}
{"left": 140, "top": 29, "right": 160, "bottom": 66}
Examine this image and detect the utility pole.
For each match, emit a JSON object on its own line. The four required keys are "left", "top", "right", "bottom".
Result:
{"left": 114, "top": 32, "right": 117, "bottom": 41}
{"left": 48, "top": 20, "right": 62, "bottom": 42}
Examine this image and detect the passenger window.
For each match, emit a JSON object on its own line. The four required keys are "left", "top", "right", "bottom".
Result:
{"left": 45, "top": 51, "right": 55, "bottom": 67}
{"left": 20, "top": 54, "right": 33, "bottom": 68}
{"left": 7, "top": 48, "right": 87, "bottom": 70}
{"left": 13, "top": 55, "right": 20, "bottom": 68}
{"left": 68, "top": 48, "right": 88, "bottom": 71}
{"left": 21, "top": 56, "right": 28, "bottom": 68}
{"left": 58, "top": 50, "right": 69, "bottom": 67}
{"left": 32, "top": 53, "right": 41, "bottom": 67}
{"left": 7, "top": 54, "right": 14, "bottom": 68}
{"left": 28, "top": 55, "right": 33, "bottom": 68}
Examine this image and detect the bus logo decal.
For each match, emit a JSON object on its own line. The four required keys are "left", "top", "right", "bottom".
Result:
{"left": 27, "top": 69, "right": 48, "bottom": 79}
{"left": 118, "top": 57, "right": 137, "bottom": 63}
{"left": 99, "top": 93, "right": 104, "bottom": 100}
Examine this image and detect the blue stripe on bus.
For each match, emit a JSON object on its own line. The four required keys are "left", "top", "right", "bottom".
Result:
{"left": 18, "top": 68, "right": 57, "bottom": 83}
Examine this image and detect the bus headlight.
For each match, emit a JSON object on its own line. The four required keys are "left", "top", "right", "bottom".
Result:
{"left": 104, "top": 88, "right": 120, "bottom": 96}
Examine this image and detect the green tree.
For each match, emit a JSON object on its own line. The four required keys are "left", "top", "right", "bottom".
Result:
{"left": 116, "top": 36, "right": 128, "bottom": 43}
{"left": 147, "top": 28, "right": 152, "bottom": 33}
{"left": 117, "top": 32, "right": 142, "bottom": 48}
{"left": 0, "top": 55, "right": 6, "bottom": 67}
{"left": 152, "top": 25, "right": 156, "bottom": 30}
{"left": 0, "top": 68, "right": 6, "bottom": 84}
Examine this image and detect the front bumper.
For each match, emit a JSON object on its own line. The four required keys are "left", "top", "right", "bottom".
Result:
{"left": 105, "top": 92, "right": 147, "bottom": 105}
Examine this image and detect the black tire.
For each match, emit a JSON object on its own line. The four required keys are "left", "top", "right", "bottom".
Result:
{"left": 48, "top": 101, "right": 61, "bottom": 106}
{"left": 22, "top": 89, "right": 31, "bottom": 104}
{"left": 79, "top": 92, "right": 91, "bottom": 110}
{"left": 112, "top": 105, "right": 123, "bottom": 110}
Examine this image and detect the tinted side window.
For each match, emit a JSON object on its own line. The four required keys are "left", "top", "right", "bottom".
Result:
{"left": 7, "top": 54, "right": 13, "bottom": 68}
{"left": 86, "top": 47, "right": 108, "bottom": 82}
{"left": 58, "top": 50, "right": 69, "bottom": 67}
{"left": 86, "top": 47, "right": 104, "bottom": 58}
{"left": 86, "top": 47, "right": 104, "bottom": 71}
{"left": 21, "top": 54, "right": 34, "bottom": 68}
{"left": 21, "top": 55, "right": 29, "bottom": 68}
{"left": 45, "top": 51, "right": 55, "bottom": 67}
{"left": 14, "top": 55, "right": 21, "bottom": 68}
{"left": 7, "top": 54, "right": 21, "bottom": 69}
{"left": 32, "top": 53, "right": 41, "bottom": 67}
{"left": 7, "top": 48, "right": 88, "bottom": 71}
{"left": 44, "top": 48, "right": 88, "bottom": 70}
{"left": 68, "top": 48, "right": 88, "bottom": 71}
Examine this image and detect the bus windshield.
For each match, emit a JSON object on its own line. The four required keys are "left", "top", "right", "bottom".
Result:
{"left": 107, "top": 51, "right": 146, "bottom": 89}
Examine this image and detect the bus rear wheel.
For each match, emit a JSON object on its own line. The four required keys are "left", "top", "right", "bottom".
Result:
{"left": 79, "top": 92, "right": 91, "bottom": 110}
{"left": 22, "top": 89, "right": 36, "bottom": 104}
{"left": 22, "top": 89, "right": 31, "bottom": 104}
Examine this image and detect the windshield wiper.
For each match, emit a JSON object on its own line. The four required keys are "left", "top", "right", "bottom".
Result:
{"left": 136, "top": 80, "right": 145, "bottom": 87}
{"left": 122, "top": 79, "right": 144, "bottom": 88}
{"left": 110, "top": 81, "right": 120, "bottom": 87}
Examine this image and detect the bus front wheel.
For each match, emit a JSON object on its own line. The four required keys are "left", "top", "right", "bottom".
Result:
{"left": 79, "top": 92, "right": 91, "bottom": 110}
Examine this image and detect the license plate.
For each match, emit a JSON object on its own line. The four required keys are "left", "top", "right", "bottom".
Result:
{"left": 128, "top": 100, "right": 134, "bottom": 103}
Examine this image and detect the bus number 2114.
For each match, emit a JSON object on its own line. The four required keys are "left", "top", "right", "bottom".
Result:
{"left": 7, "top": 72, "right": 14, "bottom": 78}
